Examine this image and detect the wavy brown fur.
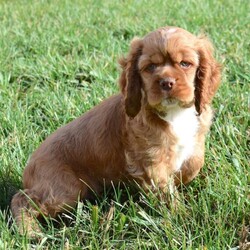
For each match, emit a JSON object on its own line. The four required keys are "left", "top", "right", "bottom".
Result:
{"left": 11, "top": 26, "right": 221, "bottom": 236}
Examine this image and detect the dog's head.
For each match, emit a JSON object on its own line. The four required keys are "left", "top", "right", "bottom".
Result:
{"left": 119, "top": 27, "right": 221, "bottom": 118}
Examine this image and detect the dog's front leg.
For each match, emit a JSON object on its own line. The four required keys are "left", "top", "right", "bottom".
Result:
{"left": 142, "top": 163, "right": 179, "bottom": 209}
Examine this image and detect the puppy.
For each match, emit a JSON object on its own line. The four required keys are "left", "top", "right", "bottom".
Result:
{"left": 11, "top": 26, "right": 221, "bottom": 235}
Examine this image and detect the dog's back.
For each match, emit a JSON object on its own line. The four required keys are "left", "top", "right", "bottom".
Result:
{"left": 11, "top": 94, "right": 127, "bottom": 235}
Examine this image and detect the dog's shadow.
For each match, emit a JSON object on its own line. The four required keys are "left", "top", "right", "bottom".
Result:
{"left": 26, "top": 183, "right": 144, "bottom": 238}
{"left": 4, "top": 178, "right": 201, "bottom": 237}
{"left": 0, "top": 174, "right": 20, "bottom": 211}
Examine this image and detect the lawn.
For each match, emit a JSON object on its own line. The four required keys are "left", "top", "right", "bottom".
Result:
{"left": 0, "top": 0, "right": 249, "bottom": 249}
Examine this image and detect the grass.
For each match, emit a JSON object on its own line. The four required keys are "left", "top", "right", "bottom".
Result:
{"left": 0, "top": 0, "right": 249, "bottom": 248}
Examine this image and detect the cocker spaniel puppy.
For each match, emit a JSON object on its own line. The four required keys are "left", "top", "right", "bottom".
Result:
{"left": 11, "top": 26, "right": 221, "bottom": 235}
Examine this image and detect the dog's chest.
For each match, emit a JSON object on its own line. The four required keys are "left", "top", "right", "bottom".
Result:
{"left": 161, "top": 106, "right": 199, "bottom": 171}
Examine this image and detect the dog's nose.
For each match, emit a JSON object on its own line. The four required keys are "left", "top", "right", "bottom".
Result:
{"left": 159, "top": 78, "right": 175, "bottom": 91}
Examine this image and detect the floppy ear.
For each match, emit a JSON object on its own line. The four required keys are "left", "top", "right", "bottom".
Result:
{"left": 195, "top": 36, "right": 221, "bottom": 114}
{"left": 119, "top": 38, "right": 143, "bottom": 118}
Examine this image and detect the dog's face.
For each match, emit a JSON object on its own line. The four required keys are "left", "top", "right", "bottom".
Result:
{"left": 139, "top": 28, "right": 199, "bottom": 110}
{"left": 119, "top": 27, "right": 221, "bottom": 117}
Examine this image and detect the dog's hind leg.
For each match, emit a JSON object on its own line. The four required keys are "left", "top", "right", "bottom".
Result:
{"left": 11, "top": 189, "right": 43, "bottom": 236}
{"left": 11, "top": 167, "right": 86, "bottom": 237}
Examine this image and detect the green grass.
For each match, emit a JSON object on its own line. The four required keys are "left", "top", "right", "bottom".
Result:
{"left": 0, "top": 0, "right": 249, "bottom": 248}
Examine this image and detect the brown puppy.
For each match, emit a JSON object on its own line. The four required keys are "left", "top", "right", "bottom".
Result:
{"left": 11, "top": 26, "right": 221, "bottom": 235}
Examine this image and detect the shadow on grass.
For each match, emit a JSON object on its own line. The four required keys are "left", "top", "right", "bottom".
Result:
{"left": 0, "top": 175, "right": 21, "bottom": 211}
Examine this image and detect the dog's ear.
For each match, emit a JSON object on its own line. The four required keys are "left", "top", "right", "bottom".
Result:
{"left": 119, "top": 38, "right": 143, "bottom": 118}
{"left": 195, "top": 36, "right": 221, "bottom": 114}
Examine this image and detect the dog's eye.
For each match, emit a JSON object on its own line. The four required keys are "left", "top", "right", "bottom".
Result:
{"left": 145, "top": 63, "right": 157, "bottom": 72}
{"left": 180, "top": 61, "right": 191, "bottom": 68}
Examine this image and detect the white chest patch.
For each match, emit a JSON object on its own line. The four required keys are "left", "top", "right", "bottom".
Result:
{"left": 160, "top": 106, "right": 199, "bottom": 171}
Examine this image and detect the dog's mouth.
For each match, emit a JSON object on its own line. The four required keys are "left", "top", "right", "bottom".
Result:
{"left": 150, "top": 98, "right": 178, "bottom": 116}
{"left": 163, "top": 97, "right": 195, "bottom": 109}
{"left": 161, "top": 98, "right": 178, "bottom": 107}
{"left": 150, "top": 97, "right": 195, "bottom": 117}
